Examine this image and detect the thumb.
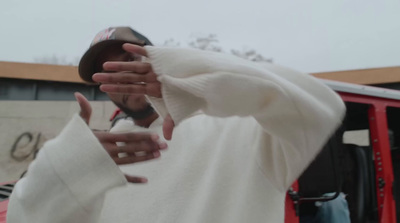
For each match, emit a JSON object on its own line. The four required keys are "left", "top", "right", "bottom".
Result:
{"left": 74, "top": 92, "right": 92, "bottom": 125}
{"left": 125, "top": 174, "right": 148, "bottom": 184}
{"left": 162, "top": 114, "right": 175, "bottom": 140}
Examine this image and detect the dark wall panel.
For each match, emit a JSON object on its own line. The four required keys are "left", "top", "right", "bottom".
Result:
{"left": 0, "top": 78, "right": 108, "bottom": 101}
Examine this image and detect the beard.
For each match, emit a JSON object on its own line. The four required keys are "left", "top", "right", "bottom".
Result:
{"left": 112, "top": 101, "right": 155, "bottom": 120}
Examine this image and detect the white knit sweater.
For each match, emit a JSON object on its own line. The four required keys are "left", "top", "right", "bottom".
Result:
{"left": 7, "top": 46, "right": 345, "bottom": 223}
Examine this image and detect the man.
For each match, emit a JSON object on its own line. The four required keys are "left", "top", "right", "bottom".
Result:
{"left": 7, "top": 27, "right": 345, "bottom": 223}
{"left": 75, "top": 27, "right": 164, "bottom": 183}
{"left": 78, "top": 27, "right": 159, "bottom": 128}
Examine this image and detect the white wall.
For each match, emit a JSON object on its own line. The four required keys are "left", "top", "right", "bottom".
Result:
{"left": 0, "top": 100, "right": 117, "bottom": 182}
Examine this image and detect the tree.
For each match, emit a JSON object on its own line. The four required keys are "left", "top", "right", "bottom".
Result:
{"left": 163, "top": 38, "right": 181, "bottom": 47}
{"left": 230, "top": 48, "right": 273, "bottom": 63}
{"left": 188, "top": 34, "right": 222, "bottom": 52}
{"left": 181, "top": 34, "right": 272, "bottom": 63}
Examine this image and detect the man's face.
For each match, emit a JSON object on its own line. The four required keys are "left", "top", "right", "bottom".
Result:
{"left": 95, "top": 44, "right": 149, "bottom": 112}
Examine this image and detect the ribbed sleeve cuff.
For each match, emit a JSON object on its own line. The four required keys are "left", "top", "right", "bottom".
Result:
{"left": 161, "top": 75, "right": 209, "bottom": 124}
{"left": 44, "top": 114, "right": 127, "bottom": 210}
{"left": 145, "top": 46, "right": 209, "bottom": 124}
{"left": 145, "top": 46, "right": 169, "bottom": 76}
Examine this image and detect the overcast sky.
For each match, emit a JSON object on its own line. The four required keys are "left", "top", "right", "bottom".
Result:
{"left": 1, "top": 0, "right": 399, "bottom": 73}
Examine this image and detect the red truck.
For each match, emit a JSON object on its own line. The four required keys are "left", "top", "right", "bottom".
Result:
{"left": 286, "top": 80, "right": 400, "bottom": 223}
{"left": 0, "top": 182, "right": 14, "bottom": 223}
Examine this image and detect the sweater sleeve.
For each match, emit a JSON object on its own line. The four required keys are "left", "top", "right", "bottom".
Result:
{"left": 145, "top": 46, "right": 346, "bottom": 190}
{"left": 7, "top": 114, "right": 127, "bottom": 223}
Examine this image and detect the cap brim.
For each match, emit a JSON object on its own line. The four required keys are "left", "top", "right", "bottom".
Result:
{"left": 78, "top": 40, "right": 142, "bottom": 83}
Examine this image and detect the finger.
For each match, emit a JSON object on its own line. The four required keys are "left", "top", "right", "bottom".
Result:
{"left": 115, "top": 151, "right": 160, "bottom": 165}
{"left": 98, "top": 132, "right": 160, "bottom": 143}
{"left": 109, "top": 141, "right": 167, "bottom": 155}
{"left": 120, "top": 141, "right": 168, "bottom": 154}
{"left": 74, "top": 92, "right": 92, "bottom": 124}
{"left": 99, "top": 82, "right": 162, "bottom": 98}
{"left": 102, "top": 61, "right": 152, "bottom": 74}
{"left": 92, "top": 72, "right": 153, "bottom": 84}
{"left": 122, "top": 43, "right": 148, "bottom": 57}
{"left": 124, "top": 174, "right": 148, "bottom": 183}
{"left": 163, "top": 114, "right": 175, "bottom": 140}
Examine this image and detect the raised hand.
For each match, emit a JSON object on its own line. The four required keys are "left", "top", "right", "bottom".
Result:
{"left": 93, "top": 131, "right": 167, "bottom": 183}
{"left": 92, "top": 44, "right": 161, "bottom": 98}
{"left": 74, "top": 92, "right": 167, "bottom": 183}
{"left": 92, "top": 44, "right": 176, "bottom": 140}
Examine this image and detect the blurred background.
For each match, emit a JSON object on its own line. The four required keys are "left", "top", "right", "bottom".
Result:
{"left": 0, "top": 0, "right": 399, "bottom": 182}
